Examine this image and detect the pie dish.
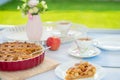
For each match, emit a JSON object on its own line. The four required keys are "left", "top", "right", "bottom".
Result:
{"left": 0, "top": 41, "right": 45, "bottom": 71}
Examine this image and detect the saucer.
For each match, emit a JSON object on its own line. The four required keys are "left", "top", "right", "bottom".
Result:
{"left": 67, "top": 46, "right": 101, "bottom": 58}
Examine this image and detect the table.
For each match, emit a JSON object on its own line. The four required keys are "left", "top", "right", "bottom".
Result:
{"left": 0, "top": 27, "right": 120, "bottom": 80}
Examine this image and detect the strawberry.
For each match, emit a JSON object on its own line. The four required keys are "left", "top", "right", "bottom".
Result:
{"left": 46, "top": 36, "right": 61, "bottom": 51}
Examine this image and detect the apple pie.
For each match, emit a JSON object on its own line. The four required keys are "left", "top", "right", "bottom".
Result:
{"left": 0, "top": 41, "right": 42, "bottom": 61}
{"left": 65, "top": 62, "right": 96, "bottom": 80}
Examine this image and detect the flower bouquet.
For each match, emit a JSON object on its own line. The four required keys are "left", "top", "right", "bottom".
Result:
{"left": 18, "top": 0, "right": 48, "bottom": 15}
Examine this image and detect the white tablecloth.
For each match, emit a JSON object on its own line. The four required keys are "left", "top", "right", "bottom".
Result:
{"left": 0, "top": 28, "right": 120, "bottom": 80}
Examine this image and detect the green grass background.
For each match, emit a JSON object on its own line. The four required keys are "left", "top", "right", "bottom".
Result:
{"left": 0, "top": 0, "right": 120, "bottom": 29}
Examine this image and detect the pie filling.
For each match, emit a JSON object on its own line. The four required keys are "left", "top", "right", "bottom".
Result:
{"left": 0, "top": 41, "right": 43, "bottom": 61}
{"left": 65, "top": 62, "right": 96, "bottom": 80}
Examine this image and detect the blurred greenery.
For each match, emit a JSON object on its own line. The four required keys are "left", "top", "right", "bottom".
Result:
{"left": 0, "top": 0, "right": 120, "bottom": 29}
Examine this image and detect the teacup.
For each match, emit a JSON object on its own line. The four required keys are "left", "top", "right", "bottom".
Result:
{"left": 56, "top": 21, "right": 72, "bottom": 37}
{"left": 76, "top": 38, "right": 93, "bottom": 53}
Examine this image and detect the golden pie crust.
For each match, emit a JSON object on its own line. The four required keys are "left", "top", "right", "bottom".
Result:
{"left": 65, "top": 62, "right": 96, "bottom": 80}
{"left": 0, "top": 41, "right": 42, "bottom": 61}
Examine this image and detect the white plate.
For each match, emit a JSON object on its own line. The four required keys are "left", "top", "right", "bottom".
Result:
{"left": 93, "top": 36, "right": 120, "bottom": 51}
{"left": 3, "top": 25, "right": 85, "bottom": 43}
{"left": 55, "top": 61, "right": 105, "bottom": 80}
{"left": 0, "top": 25, "right": 14, "bottom": 30}
{"left": 67, "top": 46, "right": 101, "bottom": 58}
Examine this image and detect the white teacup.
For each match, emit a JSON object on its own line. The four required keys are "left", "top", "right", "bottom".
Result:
{"left": 76, "top": 38, "right": 93, "bottom": 53}
{"left": 56, "top": 21, "right": 72, "bottom": 37}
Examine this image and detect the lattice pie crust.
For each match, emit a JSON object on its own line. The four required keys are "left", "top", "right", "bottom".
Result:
{"left": 0, "top": 42, "right": 42, "bottom": 61}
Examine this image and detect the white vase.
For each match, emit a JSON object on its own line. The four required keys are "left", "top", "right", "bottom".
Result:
{"left": 26, "top": 14, "right": 43, "bottom": 41}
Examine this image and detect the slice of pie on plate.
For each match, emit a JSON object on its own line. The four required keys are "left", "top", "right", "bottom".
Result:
{"left": 65, "top": 62, "right": 96, "bottom": 80}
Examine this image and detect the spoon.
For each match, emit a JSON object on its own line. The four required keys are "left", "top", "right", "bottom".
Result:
{"left": 30, "top": 46, "right": 51, "bottom": 55}
{"left": 74, "top": 39, "right": 81, "bottom": 52}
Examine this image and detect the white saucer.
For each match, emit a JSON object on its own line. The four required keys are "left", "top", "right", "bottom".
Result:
{"left": 93, "top": 36, "right": 120, "bottom": 51}
{"left": 67, "top": 46, "right": 101, "bottom": 58}
{"left": 55, "top": 61, "right": 105, "bottom": 80}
